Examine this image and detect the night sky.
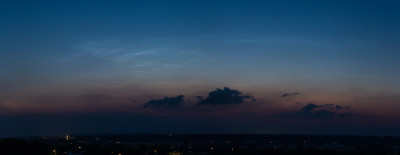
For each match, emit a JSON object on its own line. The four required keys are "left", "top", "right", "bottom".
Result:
{"left": 1, "top": 0, "right": 400, "bottom": 137}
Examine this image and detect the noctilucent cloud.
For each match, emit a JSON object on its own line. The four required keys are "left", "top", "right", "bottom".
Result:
{"left": 1, "top": 0, "right": 400, "bottom": 137}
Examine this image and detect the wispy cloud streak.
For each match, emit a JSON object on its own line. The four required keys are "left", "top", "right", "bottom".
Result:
{"left": 74, "top": 40, "right": 202, "bottom": 76}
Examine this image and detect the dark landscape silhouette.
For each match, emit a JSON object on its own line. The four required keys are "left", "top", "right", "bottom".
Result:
{"left": 1, "top": 134, "right": 400, "bottom": 155}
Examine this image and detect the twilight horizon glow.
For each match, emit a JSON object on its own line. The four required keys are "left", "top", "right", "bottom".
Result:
{"left": 1, "top": 0, "right": 400, "bottom": 137}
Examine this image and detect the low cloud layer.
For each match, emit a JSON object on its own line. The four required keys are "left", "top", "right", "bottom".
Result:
{"left": 142, "top": 87, "right": 255, "bottom": 109}
{"left": 296, "top": 103, "right": 352, "bottom": 118}
{"left": 143, "top": 95, "right": 184, "bottom": 108}
{"left": 281, "top": 92, "right": 299, "bottom": 98}
{"left": 197, "top": 87, "right": 255, "bottom": 105}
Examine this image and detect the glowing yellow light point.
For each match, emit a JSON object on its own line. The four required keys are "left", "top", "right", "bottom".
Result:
{"left": 65, "top": 134, "right": 69, "bottom": 141}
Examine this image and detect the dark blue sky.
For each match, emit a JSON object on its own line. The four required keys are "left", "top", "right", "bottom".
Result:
{"left": 1, "top": 0, "right": 400, "bottom": 137}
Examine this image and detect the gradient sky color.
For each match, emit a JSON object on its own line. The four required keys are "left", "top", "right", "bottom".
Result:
{"left": 1, "top": 0, "right": 400, "bottom": 137}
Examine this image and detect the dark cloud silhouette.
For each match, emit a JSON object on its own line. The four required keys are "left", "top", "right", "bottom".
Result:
{"left": 335, "top": 105, "right": 351, "bottom": 110}
{"left": 281, "top": 92, "right": 299, "bottom": 98}
{"left": 143, "top": 95, "right": 184, "bottom": 108}
{"left": 197, "top": 87, "right": 255, "bottom": 105}
{"left": 312, "top": 109, "right": 335, "bottom": 118}
{"left": 300, "top": 103, "right": 319, "bottom": 112}
{"left": 295, "top": 103, "right": 352, "bottom": 118}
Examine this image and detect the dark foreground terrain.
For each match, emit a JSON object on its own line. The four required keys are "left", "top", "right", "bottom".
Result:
{"left": 1, "top": 134, "right": 399, "bottom": 155}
